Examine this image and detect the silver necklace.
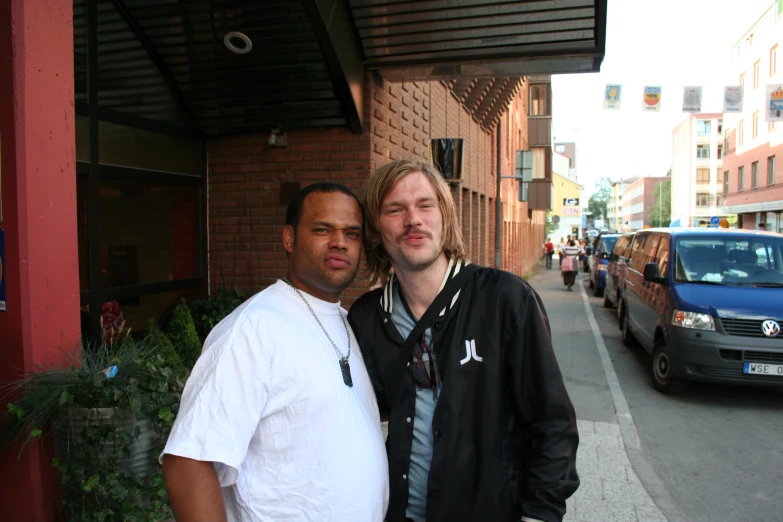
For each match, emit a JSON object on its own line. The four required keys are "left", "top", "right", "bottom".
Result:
{"left": 282, "top": 278, "right": 353, "bottom": 387}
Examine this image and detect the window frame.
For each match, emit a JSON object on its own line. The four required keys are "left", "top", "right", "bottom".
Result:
{"left": 768, "top": 155, "right": 777, "bottom": 186}
{"left": 753, "top": 111, "right": 760, "bottom": 139}
{"left": 754, "top": 59, "right": 761, "bottom": 88}
{"left": 772, "top": 45, "right": 778, "bottom": 77}
{"left": 739, "top": 165, "right": 745, "bottom": 191}
{"left": 752, "top": 161, "right": 759, "bottom": 189}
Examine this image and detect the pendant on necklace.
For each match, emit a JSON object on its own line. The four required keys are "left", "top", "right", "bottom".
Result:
{"left": 339, "top": 358, "right": 353, "bottom": 387}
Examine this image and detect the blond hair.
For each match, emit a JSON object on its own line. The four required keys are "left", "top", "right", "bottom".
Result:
{"left": 359, "top": 159, "right": 467, "bottom": 286}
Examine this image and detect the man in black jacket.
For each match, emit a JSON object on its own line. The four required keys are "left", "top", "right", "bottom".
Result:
{"left": 348, "top": 159, "right": 579, "bottom": 522}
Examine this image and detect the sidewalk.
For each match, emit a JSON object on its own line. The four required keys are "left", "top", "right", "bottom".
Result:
{"left": 527, "top": 264, "right": 669, "bottom": 522}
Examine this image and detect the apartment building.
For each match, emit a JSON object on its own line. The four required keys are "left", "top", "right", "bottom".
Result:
{"left": 551, "top": 151, "right": 585, "bottom": 240}
{"left": 670, "top": 113, "right": 728, "bottom": 227}
{"left": 622, "top": 177, "right": 669, "bottom": 231}
{"left": 723, "top": 1, "right": 783, "bottom": 233}
{"left": 606, "top": 178, "right": 637, "bottom": 231}
{"left": 554, "top": 141, "right": 578, "bottom": 180}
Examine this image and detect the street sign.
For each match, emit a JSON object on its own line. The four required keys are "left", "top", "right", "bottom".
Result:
{"left": 710, "top": 216, "right": 720, "bottom": 227}
{"left": 563, "top": 197, "right": 579, "bottom": 206}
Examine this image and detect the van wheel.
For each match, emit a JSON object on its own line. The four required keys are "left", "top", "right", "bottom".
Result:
{"left": 621, "top": 304, "right": 636, "bottom": 347}
{"left": 603, "top": 289, "right": 613, "bottom": 308}
{"left": 651, "top": 340, "right": 687, "bottom": 394}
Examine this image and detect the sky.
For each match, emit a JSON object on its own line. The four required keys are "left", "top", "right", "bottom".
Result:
{"left": 552, "top": 0, "right": 774, "bottom": 198}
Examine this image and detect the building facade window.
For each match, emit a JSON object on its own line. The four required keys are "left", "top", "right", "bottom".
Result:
{"left": 772, "top": 45, "right": 778, "bottom": 76}
{"left": 696, "top": 120, "right": 711, "bottom": 135}
{"left": 716, "top": 194, "right": 723, "bottom": 207}
{"left": 718, "top": 119, "right": 723, "bottom": 134}
{"left": 754, "top": 60, "right": 761, "bottom": 88}
{"left": 753, "top": 111, "right": 759, "bottom": 138}
{"left": 723, "top": 171, "right": 730, "bottom": 196}
{"left": 717, "top": 144, "right": 723, "bottom": 159}
{"left": 696, "top": 193, "right": 711, "bottom": 207}
{"left": 696, "top": 168, "right": 710, "bottom": 183}
{"left": 697, "top": 144, "right": 710, "bottom": 158}
{"left": 739, "top": 166, "right": 745, "bottom": 191}
{"left": 752, "top": 161, "right": 759, "bottom": 188}
{"left": 768, "top": 155, "right": 777, "bottom": 185}
{"left": 740, "top": 72, "right": 745, "bottom": 88}
{"left": 529, "top": 83, "right": 550, "bottom": 116}
{"left": 739, "top": 120, "right": 745, "bottom": 145}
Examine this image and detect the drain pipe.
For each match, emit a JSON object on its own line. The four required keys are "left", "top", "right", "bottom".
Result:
{"left": 494, "top": 124, "right": 502, "bottom": 268}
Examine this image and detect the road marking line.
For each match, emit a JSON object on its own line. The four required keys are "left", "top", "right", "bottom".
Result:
{"left": 577, "top": 281, "right": 690, "bottom": 522}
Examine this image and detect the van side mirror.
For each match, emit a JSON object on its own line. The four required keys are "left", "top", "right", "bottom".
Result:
{"left": 643, "top": 262, "right": 666, "bottom": 285}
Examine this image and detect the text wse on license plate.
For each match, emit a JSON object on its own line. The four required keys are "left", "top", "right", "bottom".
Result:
{"left": 743, "top": 362, "right": 783, "bottom": 376}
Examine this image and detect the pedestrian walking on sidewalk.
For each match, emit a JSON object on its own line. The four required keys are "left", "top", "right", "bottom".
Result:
{"left": 544, "top": 238, "right": 554, "bottom": 270}
{"left": 161, "top": 182, "right": 389, "bottom": 522}
{"left": 349, "top": 159, "right": 579, "bottom": 522}
{"left": 561, "top": 239, "right": 583, "bottom": 291}
{"left": 557, "top": 237, "right": 566, "bottom": 268}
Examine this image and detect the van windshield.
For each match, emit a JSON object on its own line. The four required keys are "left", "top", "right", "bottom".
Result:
{"left": 674, "top": 236, "right": 783, "bottom": 285}
{"left": 601, "top": 237, "right": 618, "bottom": 254}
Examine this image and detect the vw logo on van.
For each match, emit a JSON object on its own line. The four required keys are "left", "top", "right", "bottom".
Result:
{"left": 761, "top": 320, "right": 781, "bottom": 338}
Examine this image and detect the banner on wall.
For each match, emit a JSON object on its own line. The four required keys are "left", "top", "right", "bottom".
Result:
{"left": 603, "top": 84, "right": 622, "bottom": 110}
{"left": 723, "top": 86, "right": 744, "bottom": 113}
{"left": 682, "top": 86, "right": 703, "bottom": 112}
{"left": 0, "top": 229, "right": 6, "bottom": 312}
{"left": 767, "top": 84, "right": 783, "bottom": 121}
{"left": 642, "top": 86, "right": 662, "bottom": 112}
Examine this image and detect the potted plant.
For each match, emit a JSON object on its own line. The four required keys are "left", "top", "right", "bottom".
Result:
{"left": 2, "top": 323, "right": 185, "bottom": 520}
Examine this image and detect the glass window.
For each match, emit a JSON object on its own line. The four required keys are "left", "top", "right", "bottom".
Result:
{"left": 739, "top": 166, "right": 745, "bottom": 191}
{"left": 718, "top": 119, "right": 723, "bottom": 134}
{"left": 100, "top": 288, "right": 201, "bottom": 340}
{"left": 99, "top": 121, "right": 202, "bottom": 175}
{"left": 753, "top": 111, "right": 759, "bottom": 138}
{"left": 739, "top": 120, "right": 745, "bottom": 145}
{"left": 77, "top": 174, "right": 90, "bottom": 291}
{"left": 752, "top": 161, "right": 759, "bottom": 188}
{"left": 716, "top": 194, "right": 723, "bottom": 207}
{"left": 696, "top": 193, "right": 711, "bottom": 207}
{"left": 696, "top": 145, "right": 710, "bottom": 158}
{"left": 696, "top": 120, "right": 711, "bottom": 135}
{"left": 754, "top": 60, "right": 761, "bottom": 88}
{"left": 630, "top": 234, "right": 649, "bottom": 272}
{"left": 99, "top": 179, "right": 200, "bottom": 288}
{"left": 771, "top": 45, "right": 778, "bottom": 76}
{"left": 529, "top": 84, "right": 550, "bottom": 117}
{"left": 657, "top": 237, "right": 670, "bottom": 277}
{"left": 76, "top": 115, "right": 90, "bottom": 162}
{"left": 674, "top": 236, "right": 783, "bottom": 284}
{"left": 717, "top": 144, "right": 723, "bottom": 159}
{"left": 696, "top": 168, "right": 710, "bottom": 183}
{"left": 768, "top": 155, "right": 776, "bottom": 185}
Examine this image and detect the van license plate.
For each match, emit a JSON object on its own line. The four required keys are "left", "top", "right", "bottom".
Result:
{"left": 743, "top": 362, "right": 783, "bottom": 376}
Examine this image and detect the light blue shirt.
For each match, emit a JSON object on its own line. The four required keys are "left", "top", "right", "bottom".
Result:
{"left": 390, "top": 282, "right": 439, "bottom": 521}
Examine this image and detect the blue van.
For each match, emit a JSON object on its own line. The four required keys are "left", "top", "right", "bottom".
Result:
{"left": 588, "top": 234, "right": 620, "bottom": 297}
{"left": 618, "top": 228, "right": 783, "bottom": 394}
{"left": 603, "top": 233, "right": 635, "bottom": 309}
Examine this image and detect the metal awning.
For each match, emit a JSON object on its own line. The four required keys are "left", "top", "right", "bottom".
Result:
{"left": 351, "top": 0, "right": 606, "bottom": 81}
{"left": 76, "top": 0, "right": 606, "bottom": 136}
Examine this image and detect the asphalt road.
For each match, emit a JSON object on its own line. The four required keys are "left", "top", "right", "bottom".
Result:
{"left": 581, "top": 277, "right": 783, "bottom": 522}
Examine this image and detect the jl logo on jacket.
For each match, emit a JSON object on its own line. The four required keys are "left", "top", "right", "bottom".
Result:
{"left": 460, "top": 339, "right": 483, "bottom": 365}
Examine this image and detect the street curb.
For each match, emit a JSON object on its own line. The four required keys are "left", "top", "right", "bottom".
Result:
{"left": 577, "top": 282, "right": 691, "bottom": 522}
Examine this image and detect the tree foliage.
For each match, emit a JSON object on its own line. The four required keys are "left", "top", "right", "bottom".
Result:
{"left": 587, "top": 177, "right": 612, "bottom": 221}
{"left": 647, "top": 178, "right": 672, "bottom": 227}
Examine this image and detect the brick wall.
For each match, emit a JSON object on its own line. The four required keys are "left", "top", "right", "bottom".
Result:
{"left": 207, "top": 74, "right": 544, "bottom": 305}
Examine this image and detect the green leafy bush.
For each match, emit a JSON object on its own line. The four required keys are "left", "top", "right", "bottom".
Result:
{"left": 189, "top": 287, "right": 248, "bottom": 343}
{"left": 1, "top": 327, "right": 184, "bottom": 521}
{"left": 145, "top": 320, "right": 184, "bottom": 377}
{"left": 166, "top": 301, "right": 202, "bottom": 369}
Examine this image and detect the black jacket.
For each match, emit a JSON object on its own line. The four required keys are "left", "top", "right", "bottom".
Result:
{"left": 348, "top": 261, "right": 579, "bottom": 522}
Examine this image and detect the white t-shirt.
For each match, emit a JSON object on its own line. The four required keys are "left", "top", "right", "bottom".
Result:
{"left": 162, "top": 280, "right": 389, "bottom": 521}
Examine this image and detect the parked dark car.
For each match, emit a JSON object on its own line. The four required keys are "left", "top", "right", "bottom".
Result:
{"left": 603, "top": 233, "right": 635, "bottom": 309}
{"left": 588, "top": 234, "right": 620, "bottom": 296}
{"left": 617, "top": 228, "right": 783, "bottom": 394}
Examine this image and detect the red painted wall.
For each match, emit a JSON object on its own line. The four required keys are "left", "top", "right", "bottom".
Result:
{"left": 0, "top": 0, "right": 80, "bottom": 519}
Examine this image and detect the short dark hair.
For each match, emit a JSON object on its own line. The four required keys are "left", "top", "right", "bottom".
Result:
{"left": 285, "top": 182, "right": 362, "bottom": 230}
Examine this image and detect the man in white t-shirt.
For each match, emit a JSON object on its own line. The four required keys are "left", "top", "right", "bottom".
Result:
{"left": 161, "top": 182, "right": 389, "bottom": 522}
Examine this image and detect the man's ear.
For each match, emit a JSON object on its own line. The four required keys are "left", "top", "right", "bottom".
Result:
{"left": 283, "top": 224, "right": 295, "bottom": 253}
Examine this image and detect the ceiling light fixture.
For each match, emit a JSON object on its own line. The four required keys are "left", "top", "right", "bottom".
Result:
{"left": 224, "top": 31, "right": 253, "bottom": 55}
